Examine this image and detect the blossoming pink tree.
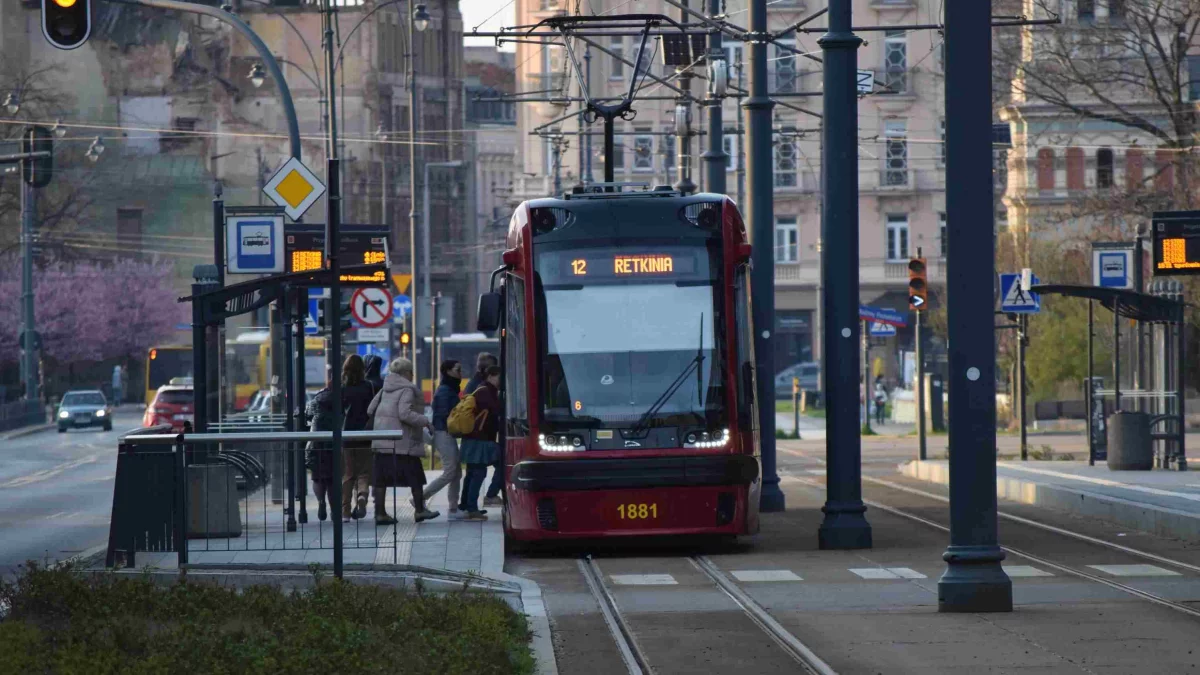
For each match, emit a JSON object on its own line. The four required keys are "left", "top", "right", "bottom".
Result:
{"left": 0, "top": 256, "right": 185, "bottom": 370}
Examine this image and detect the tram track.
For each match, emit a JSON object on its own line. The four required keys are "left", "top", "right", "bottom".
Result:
{"left": 784, "top": 475, "right": 1200, "bottom": 621}
{"left": 578, "top": 553, "right": 837, "bottom": 675}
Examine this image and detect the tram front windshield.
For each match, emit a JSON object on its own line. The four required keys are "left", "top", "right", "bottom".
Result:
{"left": 535, "top": 243, "right": 726, "bottom": 428}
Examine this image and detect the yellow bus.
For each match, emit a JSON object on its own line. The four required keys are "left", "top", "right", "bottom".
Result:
{"left": 145, "top": 345, "right": 193, "bottom": 404}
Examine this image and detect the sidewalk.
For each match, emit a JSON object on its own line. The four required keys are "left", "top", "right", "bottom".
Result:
{"left": 903, "top": 458, "right": 1200, "bottom": 541}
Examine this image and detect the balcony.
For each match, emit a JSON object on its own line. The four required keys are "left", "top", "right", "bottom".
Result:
{"left": 865, "top": 169, "right": 944, "bottom": 194}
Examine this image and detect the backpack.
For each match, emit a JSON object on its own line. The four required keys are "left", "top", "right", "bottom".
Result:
{"left": 447, "top": 392, "right": 484, "bottom": 437}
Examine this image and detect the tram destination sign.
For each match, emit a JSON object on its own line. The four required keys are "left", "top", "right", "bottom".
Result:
{"left": 1152, "top": 211, "right": 1200, "bottom": 276}
{"left": 286, "top": 224, "right": 390, "bottom": 286}
{"left": 541, "top": 246, "right": 709, "bottom": 284}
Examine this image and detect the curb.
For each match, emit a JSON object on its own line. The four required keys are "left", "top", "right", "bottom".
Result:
{"left": 1, "top": 422, "right": 55, "bottom": 441}
{"left": 485, "top": 571, "right": 558, "bottom": 675}
{"left": 901, "top": 460, "right": 1200, "bottom": 541}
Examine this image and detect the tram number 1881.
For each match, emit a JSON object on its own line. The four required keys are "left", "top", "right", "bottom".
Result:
{"left": 617, "top": 503, "right": 659, "bottom": 520}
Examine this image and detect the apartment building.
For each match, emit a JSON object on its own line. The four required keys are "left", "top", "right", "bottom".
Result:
{"left": 513, "top": 0, "right": 949, "bottom": 380}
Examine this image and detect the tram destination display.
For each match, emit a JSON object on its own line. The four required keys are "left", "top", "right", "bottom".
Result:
{"left": 286, "top": 224, "right": 389, "bottom": 285}
{"left": 1152, "top": 211, "right": 1200, "bottom": 276}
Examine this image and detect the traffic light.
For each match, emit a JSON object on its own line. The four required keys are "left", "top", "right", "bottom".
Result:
{"left": 22, "top": 126, "right": 53, "bottom": 189}
{"left": 41, "top": 0, "right": 92, "bottom": 50}
{"left": 908, "top": 257, "right": 928, "bottom": 311}
{"left": 336, "top": 296, "right": 353, "bottom": 333}
{"left": 399, "top": 332, "right": 411, "bottom": 347}
{"left": 316, "top": 297, "right": 353, "bottom": 333}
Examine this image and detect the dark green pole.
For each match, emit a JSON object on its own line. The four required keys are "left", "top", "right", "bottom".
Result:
{"left": 938, "top": 0, "right": 1012, "bottom": 613}
{"left": 817, "top": 0, "right": 871, "bottom": 549}
{"left": 323, "top": 0, "right": 344, "bottom": 580}
{"left": 746, "top": 0, "right": 784, "bottom": 512}
{"left": 702, "top": 0, "right": 727, "bottom": 195}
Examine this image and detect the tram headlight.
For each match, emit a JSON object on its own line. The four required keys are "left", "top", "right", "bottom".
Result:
{"left": 686, "top": 432, "right": 697, "bottom": 444}
{"left": 539, "top": 433, "right": 585, "bottom": 453}
{"left": 685, "top": 428, "right": 730, "bottom": 449}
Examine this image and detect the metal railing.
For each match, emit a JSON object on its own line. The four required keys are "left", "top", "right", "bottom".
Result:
{"left": 0, "top": 399, "right": 45, "bottom": 433}
{"left": 107, "top": 429, "right": 413, "bottom": 576}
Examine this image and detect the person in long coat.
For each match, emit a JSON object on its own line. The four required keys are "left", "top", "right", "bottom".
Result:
{"left": 368, "top": 357, "right": 440, "bottom": 523}
{"left": 304, "top": 371, "right": 336, "bottom": 521}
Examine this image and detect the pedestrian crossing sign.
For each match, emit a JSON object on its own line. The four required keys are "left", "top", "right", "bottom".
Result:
{"left": 999, "top": 272, "right": 1040, "bottom": 314}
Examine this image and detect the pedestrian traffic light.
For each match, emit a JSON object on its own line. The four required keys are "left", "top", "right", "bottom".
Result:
{"left": 908, "top": 257, "right": 928, "bottom": 311}
{"left": 22, "top": 126, "right": 53, "bottom": 189}
{"left": 337, "top": 296, "right": 353, "bottom": 333}
{"left": 41, "top": 0, "right": 92, "bottom": 50}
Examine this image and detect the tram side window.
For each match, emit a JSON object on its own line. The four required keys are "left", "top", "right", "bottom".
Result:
{"left": 734, "top": 264, "right": 756, "bottom": 430}
{"left": 505, "top": 276, "right": 529, "bottom": 434}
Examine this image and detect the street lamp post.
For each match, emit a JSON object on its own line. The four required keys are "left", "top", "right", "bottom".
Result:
{"left": 409, "top": 2, "right": 429, "bottom": 380}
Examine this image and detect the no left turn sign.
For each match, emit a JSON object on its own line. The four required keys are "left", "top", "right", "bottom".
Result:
{"left": 351, "top": 287, "right": 392, "bottom": 328}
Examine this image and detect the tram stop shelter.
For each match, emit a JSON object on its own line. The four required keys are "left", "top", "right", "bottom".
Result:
{"left": 1031, "top": 284, "right": 1186, "bottom": 471}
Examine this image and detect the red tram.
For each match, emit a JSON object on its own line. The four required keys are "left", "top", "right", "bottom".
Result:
{"left": 476, "top": 185, "right": 762, "bottom": 543}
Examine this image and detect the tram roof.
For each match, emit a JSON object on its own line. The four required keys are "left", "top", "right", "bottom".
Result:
{"left": 524, "top": 187, "right": 728, "bottom": 211}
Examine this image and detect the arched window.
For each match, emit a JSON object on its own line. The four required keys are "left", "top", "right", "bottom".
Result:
{"left": 1156, "top": 149, "right": 1175, "bottom": 192}
{"left": 1125, "top": 149, "right": 1144, "bottom": 191}
{"left": 1037, "top": 148, "right": 1056, "bottom": 191}
{"left": 1096, "top": 148, "right": 1114, "bottom": 189}
{"left": 1066, "top": 147, "right": 1085, "bottom": 190}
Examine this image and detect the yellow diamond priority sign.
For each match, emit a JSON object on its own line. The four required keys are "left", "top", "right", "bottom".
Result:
{"left": 263, "top": 157, "right": 326, "bottom": 221}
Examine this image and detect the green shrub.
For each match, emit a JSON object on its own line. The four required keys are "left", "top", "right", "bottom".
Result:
{"left": 0, "top": 562, "right": 534, "bottom": 675}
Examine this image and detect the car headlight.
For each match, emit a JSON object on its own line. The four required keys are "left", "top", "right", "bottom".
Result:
{"left": 58, "top": 410, "right": 69, "bottom": 419}
{"left": 95, "top": 410, "right": 106, "bottom": 417}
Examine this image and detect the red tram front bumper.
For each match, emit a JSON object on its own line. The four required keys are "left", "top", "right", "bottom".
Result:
{"left": 504, "top": 454, "right": 760, "bottom": 541}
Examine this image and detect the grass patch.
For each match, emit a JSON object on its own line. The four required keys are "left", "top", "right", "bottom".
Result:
{"left": 0, "top": 562, "right": 534, "bottom": 675}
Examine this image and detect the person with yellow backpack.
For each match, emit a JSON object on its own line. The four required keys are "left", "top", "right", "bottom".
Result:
{"left": 454, "top": 365, "right": 502, "bottom": 521}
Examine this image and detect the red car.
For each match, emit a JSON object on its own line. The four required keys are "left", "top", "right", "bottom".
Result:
{"left": 143, "top": 379, "right": 194, "bottom": 431}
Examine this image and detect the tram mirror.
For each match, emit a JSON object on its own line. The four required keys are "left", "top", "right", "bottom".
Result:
{"left": 740, "top": 362, "right": 755, "bottom": 428}
{"left": 477, "top": 292, "right": 502, "bottom": 332}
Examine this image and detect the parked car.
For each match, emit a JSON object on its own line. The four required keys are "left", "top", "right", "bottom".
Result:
{"left": 774, "top": 362, "right": 821, "bottom": 400}
{"left": 142, "top": 378, "right": 194, "bottom": 432}
{"left": 57, "top": 390, "right": 113, "bottom": 432}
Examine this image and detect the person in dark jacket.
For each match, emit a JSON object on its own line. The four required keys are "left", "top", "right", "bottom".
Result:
{"left": 425, "top": 360, "right": 464, "bottom": 517}
{"left": 364, "top": 355, "right": 385, "bottom": 395}
{"left": 458, "top": 366, "right": 501, "bottom": 520}
{"left": 465, "top": 352, "right": 505, "bottom": 507}
{"left": 340, "top": 355, "right": 379, "bottom": 522}
{"left": 304, "top": 371, "right": 336, "bottom": 521}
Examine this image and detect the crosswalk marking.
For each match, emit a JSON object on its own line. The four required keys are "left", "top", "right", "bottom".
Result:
{"left": 1003, "top": 565, "right": 1054, "bottom": 578}
{"left": 610, "top": 574, "right": 678, "bottom": 586}
{"left": 849, "top": 567, "right": 928, "bottom": 580}
{"left": 730, "top": 570, "right": 803, "bottom": 582}
{"left": 1087, "top": 564, "right": 1181, "bottom": 577}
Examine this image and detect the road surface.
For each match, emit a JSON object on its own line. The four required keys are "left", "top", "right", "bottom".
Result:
{"left": 0, "top": 409, "right": 141, "bottom": 575}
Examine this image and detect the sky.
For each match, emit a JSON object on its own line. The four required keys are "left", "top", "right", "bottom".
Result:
{"left": 460, "top": 0, "right": 517, "bottom": 49}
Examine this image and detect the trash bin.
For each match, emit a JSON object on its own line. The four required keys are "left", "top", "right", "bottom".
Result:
{"left": 187, "top": 463, "right": 243, "bottom": 538}
{"left": 1107, "top": 411, "right": 1153, "bottom": 471}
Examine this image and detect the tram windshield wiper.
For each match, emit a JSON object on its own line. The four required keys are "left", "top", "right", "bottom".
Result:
{"left": 628, "top": 314, "right": 705, "bottom": 438}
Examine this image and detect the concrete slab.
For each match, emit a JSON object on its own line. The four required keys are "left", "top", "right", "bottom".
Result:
{"left": 609, "top": 573, "right": 678, "bottom": 586}
{"left": 1003, "top": 565, "right": 1055, "bottom": 577}
{"left": 729, "top": 570, "right": 803, "bottom": 582}
{"left": 1087, "top": 564, "right": 1182, "bottom": 577}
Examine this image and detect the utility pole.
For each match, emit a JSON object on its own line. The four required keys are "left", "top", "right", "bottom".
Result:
{"left": 916, "top": 302, "right": 926, "bottom": 460}
{"left": 939, "top": 0, "right": 1012, "bottom": 613}
{"left": 674, "top": 1, "right": 696, "bottom": 195}
{"left": 20, "top": 177, "right": 37, "bottom": 403}
{"left": 408, "top": 0, "right": 421, "bottom": 383}
{"left": 322, "top": 0, "right": 345, "bottom": 580}
{"left": 818, "top": 0, "right": 871, "bottom": 549}
{"left": 746, "top": 0, "right": 784, "bottom": 512}
{"left": 861, "top": 319, "right": 872, "bottom": 435}
{"left": 1017, "top": 313, "right": 1027, "bottom": 460}
{"left": 701, "top": 0, "right": 727, "bottom": 195}
{"left": 584, "top": 46, "right": 594, "bottom": 185}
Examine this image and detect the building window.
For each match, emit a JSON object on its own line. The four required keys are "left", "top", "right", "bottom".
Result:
{"left": 994, "top": 148, "right": 1009, "bottom": 192}
{"left": 632, "top": 128, "right": 654, "bottom": 172}
{"left": 774, "top": 39, "right": 797, "bottom": 94}
{"left": 1097, "top": 148, "right": 1114, "bottom": 189}
{"left": 1156, "top": 149, "right": 1175, "bottom": 191}
{"left": 609, "top": 37, "right": 624, "bottom": 80}
{"left": 1126, "top": 148, "right": 1144, "bottom": 191}
{"left": 938, "top": 118, "right": 946, "bottom": 166}
{"left": 723, "top": 134, "right": 737, "bottom": 172}
{"left": 634, "top": 42, "right": 653, "bottom": 83}
{"left": 1108, "top": 0, "right": 1124, "bottom": 21}
{"left": 117, "top": 208, "right": 144, "bottom": 251}
{"left": 1066, "top": 147, "right": 1085, "bottom": 190}
{"left": 1078, "top": 0, "right": 1095, "bottom": 22}
{"left": 1189, "top": 56, "right": 1200, "bottom": 101}
{"left": 774, "top": 137, "right": 798, "bottom": 187}
{"left": 1037, "top": 148, "right": 1056, "bottom": 191}
{"left": 724, "top": 43, "right": 743, "bottom": 82}
{"left": 939, "top": 212, "right": 947, "bottom": 258}
{"left": 611, "top": 137, "right": 625, "bottom": 172}
{"left": 883, "top": 30, "right": 907, "bottom": 94}
{"left": 884, "top": 120, "right": 908, "bottom": 186}
{"left": 775, "top": 217, "right": 798, "bottom": 263}
{"left": 886, "top": 214, "right": 909, "bottom": 261}
{"left": 661, "top": 132, "right": 675, "bottom": 170}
